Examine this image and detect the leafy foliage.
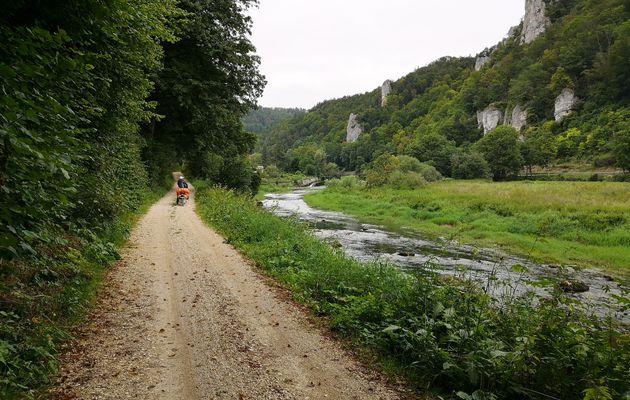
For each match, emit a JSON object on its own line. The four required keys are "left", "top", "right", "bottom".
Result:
{"left": 475, "top": 126, "right": 524, "bottom": 181}
{"left": 451, "top": 149, "right": 490, "bottom": 179}
{"left": 1, "top": 0, "right": 263, "bottom": 396}
{"left": 365, "top": 154, "right": 442, "bottom": 189}
{"left": 143, "top": 0, "right": 266, "bottom": 192}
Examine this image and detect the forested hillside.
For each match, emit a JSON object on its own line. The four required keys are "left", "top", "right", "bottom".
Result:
{"left": 243, "top": 107, "right": 305, "bottom": 136}
{"left": 261, "top": 0, "right": 630, "bottom": 179}
{"left": 0, "top": 0, "right": 263, "bottom": 396}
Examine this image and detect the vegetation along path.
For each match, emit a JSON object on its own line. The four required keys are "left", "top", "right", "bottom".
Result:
{"left": 52, "top": 189, "right": 400, "bottom": 399}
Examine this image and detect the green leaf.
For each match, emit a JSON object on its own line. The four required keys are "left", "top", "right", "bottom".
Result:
{"left": 382, "top": 325, "right": 401, "bottom": 333}
{"left": 510, "top": 264, "right": 529, "bottom": 273}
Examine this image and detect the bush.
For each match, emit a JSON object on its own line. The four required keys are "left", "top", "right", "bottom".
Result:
{"left": 416, "top": 163, "right": 443, "bottom": 182}
{"left": 451, "top": 150, "right": 490, "bottom": 179}
{"left": 593, "top": 152, "right": 616, "bottom": 167}
{"left": 366, "top": 154, "right": 441, "bottom": 188}
{"left": 388, "top": 171, "right": 427, "bottom": 189}
{"left": 327, "top": 175, "right": 363, "bottom": 189}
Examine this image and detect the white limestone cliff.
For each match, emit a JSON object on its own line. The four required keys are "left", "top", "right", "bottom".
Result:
{"left": 346, "top": 113, "right": 363, "bottom": 143}
{"left": 475, "top": 55, "right": 491, "bottom": 71}
{"left": 381, "top": 80, "right": 393, "bottom": 107}
{"left": 477, "top": 106, "right": 503, "bottom": 134}
{"left": 554, "top": 88, "right": 578, "bottom": 122}
{"left": 510, "top": 105, "right": 528, "bottom": 131}
{"left": 522, "top": 0, "right": 550, "bottom": 44}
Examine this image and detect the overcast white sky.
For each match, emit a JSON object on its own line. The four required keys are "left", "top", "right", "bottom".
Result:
{"left": 248, "top": 0, "right": 525, "bottom": 109}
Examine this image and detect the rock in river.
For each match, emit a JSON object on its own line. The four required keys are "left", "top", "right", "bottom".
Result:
{"left": 558, "top": 280, "right": 590, "bottom": 293}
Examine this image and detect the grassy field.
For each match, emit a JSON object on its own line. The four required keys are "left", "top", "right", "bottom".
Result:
{"left": 194, "top": 184, "right": 630, "bottom": 399}
{"left": 304, "top": 180, "right": 630, "bottom": 276}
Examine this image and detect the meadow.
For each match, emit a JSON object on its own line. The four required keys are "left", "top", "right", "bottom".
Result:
{"left": 304, "top": 180, "right": 630, "bottom": 276}
{"left": 194, "top": 184, "right": 630, "bottom": 399}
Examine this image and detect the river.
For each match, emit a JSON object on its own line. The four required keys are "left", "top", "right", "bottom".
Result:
{"left": 263, "top": 188, "right": 629, "bottom": 324}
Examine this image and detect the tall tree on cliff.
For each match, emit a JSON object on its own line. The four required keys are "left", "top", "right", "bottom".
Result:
{"left": 145, "top": 0, "right": 266, "bottom": 190}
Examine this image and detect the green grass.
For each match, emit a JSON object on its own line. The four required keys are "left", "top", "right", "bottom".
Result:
{"left": 304, "top": 180, "right": 630, "bottom": 276}
{"left": 194, "top": 184, "right": 630, "bottom": 399}
{"left": 0, "top": 186, "right": 166, "bottom": 399}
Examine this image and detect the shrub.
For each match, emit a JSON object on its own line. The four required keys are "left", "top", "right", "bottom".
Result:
{"left": 593, "top": 152, "right": 616, "bottom": 167}
{"left": 451, "top": 150, "right": 490, "bottom": 179}
{"left": 416, "top": 163, "right": 443, "bottom": 182}
{"left": 388, "top": 171, "right": 427, "bottom": 189}
{"left": 327, "top": 175, "right": 363, "bottom": 189}
{"left": 366, "top": 154, "right": 440, "bottom": 188}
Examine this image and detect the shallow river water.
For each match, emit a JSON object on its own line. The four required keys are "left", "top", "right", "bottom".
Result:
{"left": 263, "top": 188, "right": 629, "bottom": 324}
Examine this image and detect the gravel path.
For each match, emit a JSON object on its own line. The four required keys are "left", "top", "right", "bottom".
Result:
{"left": 52, "top": 189, "right": 403, "bottom": 400}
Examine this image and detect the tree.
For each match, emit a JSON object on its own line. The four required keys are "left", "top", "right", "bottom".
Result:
{"left": 406, "top": 131, "right": 456, "bottom": 176}
{"left": 520, "top": 128, "right": 556, "bottom": 175}
{"left": 555, "top": 128, "right": 583, "bottom": 159}
{"left": 474, "top": 126, "right": 524, "bottom": 181}
{"left": 451, "top": 150, "right": 490, "bottom": 179}
{"left": 612, "top": 130, "right": 630, "bottom": 172}
{"left": 145, "top": 0, "right": 266, "bottom": 192}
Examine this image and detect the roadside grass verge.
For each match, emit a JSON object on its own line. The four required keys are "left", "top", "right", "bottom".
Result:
{"left": 0, "top": 186, "right": 166, "bottom": 399}
{"left": 304, "top": 180, "right": 630, "bottom": 277}
{"left": 195, "top": 184, "right": 630, "bottom": 400}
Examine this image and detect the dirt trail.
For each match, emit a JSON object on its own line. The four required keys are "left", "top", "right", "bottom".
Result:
{"left": 53, "top": 189, "right": 402, "bottom": 399}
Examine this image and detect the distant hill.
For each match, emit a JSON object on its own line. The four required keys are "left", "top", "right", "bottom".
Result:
{"left": 242, "top": 107, "right": 305, "bottom": 136}
{"left": 261, "top": 0, "right": 630, "bottom": 177}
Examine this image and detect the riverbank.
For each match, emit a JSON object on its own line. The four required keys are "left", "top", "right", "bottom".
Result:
{"left": 304, "top": 180, "right": 630, "bottom": 277}
{"left": 195, "top": 184, "right": 630, "bottom": 399}
{"left": 0, "top": 186, "right": 167, "bottom": 398}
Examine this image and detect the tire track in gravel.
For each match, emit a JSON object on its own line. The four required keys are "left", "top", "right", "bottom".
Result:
{"left": 52, "top": 188, "right": 404, "bottom": 400}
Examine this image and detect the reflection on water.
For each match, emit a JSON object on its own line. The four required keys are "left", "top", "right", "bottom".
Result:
{"left": 263, "top": 189, "right": 629, "bottom": 323}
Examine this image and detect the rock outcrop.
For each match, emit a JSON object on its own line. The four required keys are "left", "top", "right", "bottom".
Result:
{"left": 507, "top": 25, "right": 519, "bottom": 39}
{"left": 522, "top": 0, "right": 550, "bottom": 44}
{"left": 346, "top": 113, "right": 363, "bottom": 143}
{"left": 510, "top": 104, "right": 528, "bottom": 131}
{"left": 477, "top": 106, "right": 503, "bottom": 134}
{"left": 381, "top": 80, "right": 393, "bottom": 107}
{"left": 475, "top": 55, "right": 491, "bottom": 71}
{"left": 554, "top": 88, "right": 578, "bottom": 122}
